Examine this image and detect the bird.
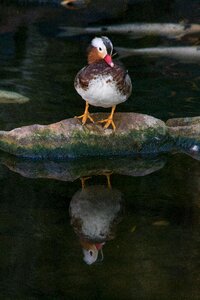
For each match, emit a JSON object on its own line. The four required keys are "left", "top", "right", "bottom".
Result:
{"left": 74, "top": 36, "right": 132, "bottom": 130}
{"left": 69, "top": 175, "right": 123, "bottom": 264}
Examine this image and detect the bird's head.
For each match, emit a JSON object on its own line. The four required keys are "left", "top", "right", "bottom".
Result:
{"left": 87, "top": 36, "right": 114, "bottom": 67}
{"left": 80, "top": 239, "right": 105, "bottom": 265}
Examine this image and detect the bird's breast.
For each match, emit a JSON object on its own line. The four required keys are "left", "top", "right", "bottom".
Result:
{"left": 77, "top": 74, "right": 127, "bottom": 108}
{"left": 70, "top": 186, "right": 123, "bottom": 241}
{"left": 74, "top": 61, "right": 132, "bottom": 108}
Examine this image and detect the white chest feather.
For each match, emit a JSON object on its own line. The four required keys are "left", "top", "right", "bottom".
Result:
{"left": 70, "top": 186, "right": 122, "bottom": 240}
{"left": 76, "top": 75, "right": 127, "bottom": 108}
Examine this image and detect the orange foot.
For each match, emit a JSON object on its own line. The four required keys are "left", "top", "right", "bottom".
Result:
{"left": 75, "top": 112, "right": 94, "bottom": 125}
{"left": 98, "top": 105, "right": 116, "bottom": 130}
{"left": 98, "top": 118, "right": 116, "bottom": 130}
{"left": 75, "top": 101, "right": 94, "bottom": 125}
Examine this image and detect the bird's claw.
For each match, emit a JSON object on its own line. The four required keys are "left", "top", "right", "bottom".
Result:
{"left": 75, "top": 113, "right": 94, "bottom": 125}
{"left": 98, "top": 118, "right": 116, "bottom": 131}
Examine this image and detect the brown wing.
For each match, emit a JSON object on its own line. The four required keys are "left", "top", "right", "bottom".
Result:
{"left": 74, "top": 66, "right": 91, "bottom": 91}
{"left": 111, "top": 65, "right": 132, "bottom": 97}
{"left": 74, "top": 60, "right": 132, "bottom": 97}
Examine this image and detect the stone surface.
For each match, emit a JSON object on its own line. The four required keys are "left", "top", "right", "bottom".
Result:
{"left": 0, "top": 113, "right": 169, "bottom": 159}
{"left": 166, "top": 116, "right": 200, "bottom": 152}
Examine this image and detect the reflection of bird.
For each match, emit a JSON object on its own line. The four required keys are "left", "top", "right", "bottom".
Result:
{"left": 74, "top": 36, "right": 132, "bottom": 130}
{"left": 69, "top": 175, "right": 123, "bottom": 264}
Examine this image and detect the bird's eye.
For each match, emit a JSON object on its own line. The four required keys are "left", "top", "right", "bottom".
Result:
{"left": 89, "top": 250, "right": 93, "bottom": 256}
{"left": 98, "top": 47, "right": 102, "bottom": 51}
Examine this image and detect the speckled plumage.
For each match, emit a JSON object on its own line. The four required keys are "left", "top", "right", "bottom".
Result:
{"left": 74, "top": 36, "right": 132, "bottom": 130}
{"left": 74, "top": 60, "right": 132, "bottom": 108}
{"left": 70, "top": 185, "right": 123, "bottom": 242}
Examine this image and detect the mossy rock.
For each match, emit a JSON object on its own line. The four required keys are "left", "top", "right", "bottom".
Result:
{"left": 166, "top": 116, "right": 200, "bottom": 152}
{"left": 0, "top": 113, "right": 170, "bottom": 159}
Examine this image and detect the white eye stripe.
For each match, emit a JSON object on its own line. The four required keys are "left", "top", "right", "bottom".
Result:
{"left": 91, "top": 37, "right": 107, "bottom": 52}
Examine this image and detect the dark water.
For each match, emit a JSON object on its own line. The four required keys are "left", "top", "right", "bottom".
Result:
{"left": 0, "top": 1, "right": 200, "bottom": 299}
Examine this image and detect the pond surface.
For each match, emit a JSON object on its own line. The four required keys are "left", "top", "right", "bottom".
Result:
{"left": 0, "top": 1, "right": 200, "bottom": 299}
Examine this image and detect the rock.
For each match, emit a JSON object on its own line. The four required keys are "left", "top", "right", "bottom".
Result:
{"left": 0, "top": 113, "right": 169, "bottom": 159}
{"left": 1, "top": 155, "right": 166, "bottom": 181}
{"left": 0, "top": 90, "right": 29, "bottom": 104}
{"left": 166, "top": 116, "right": 200, "bottom": 152}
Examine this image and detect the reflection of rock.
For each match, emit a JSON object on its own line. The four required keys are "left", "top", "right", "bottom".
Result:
{"left": 70, "top": 179, "right": 123, "bottom": 264}
{"left": 115, "top": 157, "right": 165, "bottom": 177}
{"left": 0, "top": 90, "right": 29, "bottom": 104}
{"left": 166, "top": 116, "right": 200, "bottom": 153}
{"left": 0, "top": 113, "right": 168, "bottom": 159}
{"left": 182, "top": 150, "right": 200, "bottom": 161}
{"left": 1, "top": 154, "right": 166, "bottom": 181}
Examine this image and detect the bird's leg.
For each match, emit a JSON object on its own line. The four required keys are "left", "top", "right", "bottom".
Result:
{"left": 106, "top": 173, "right": 112, "bottom": 190}
{"left": 80, "top": 176, "right": 91, "bottom": 189}
{"left": 100, "top": 172, "right": 113, "bottom": 189}
{"left": 75, "top": 101, "right": 94, "bottom": 125}
{"left": 98, "top": 105, "right": 116, "bottom": 130}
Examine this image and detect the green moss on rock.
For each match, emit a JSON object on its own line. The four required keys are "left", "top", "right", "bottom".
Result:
{"left": 166, "top": 116, "right": 200, "bottom": 151}
{"left": 0, "top": 113, "right": 170, "bottom": 159}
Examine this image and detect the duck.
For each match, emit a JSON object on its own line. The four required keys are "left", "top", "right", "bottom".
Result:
{"left": 69, "top": 175, "right": 123, "bottom": 264}
{"left": 74, "top": 36, "right": 132, "bottom": 130}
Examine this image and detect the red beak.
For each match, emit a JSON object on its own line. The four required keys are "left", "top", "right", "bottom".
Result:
{"left": 95, "top": 243, "right": 105, "bottom": 250}
{"left": 104, "top": 54, "right": 114, "bottom": 67}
